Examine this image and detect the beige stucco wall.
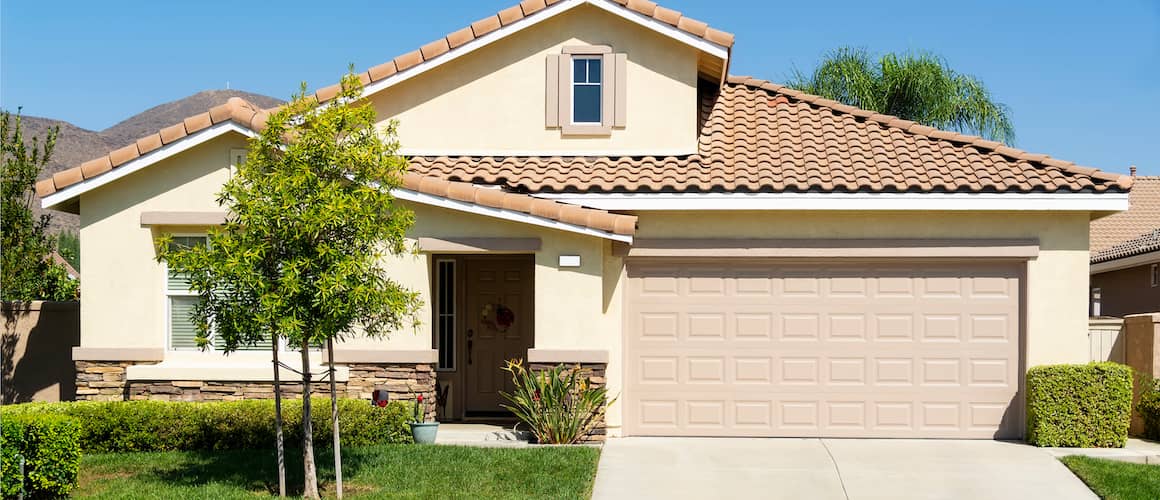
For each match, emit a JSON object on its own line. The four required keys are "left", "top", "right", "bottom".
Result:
{"left": 368, "top": 4, "right": 700, "bottom": 155}
{"left": 79, "top": 133, "right": 246, "bottom": 350}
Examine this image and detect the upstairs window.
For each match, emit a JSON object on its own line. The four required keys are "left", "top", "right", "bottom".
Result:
{"left": 545, "top": 46, "right": 626, "bottom": 136}
{"left": 572, "top": 57, "right": 602, "bottom": 124}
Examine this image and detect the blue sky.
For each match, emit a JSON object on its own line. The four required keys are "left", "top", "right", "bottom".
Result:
{"left": 2, "top": 0, "right": 1157, "bottom": 175}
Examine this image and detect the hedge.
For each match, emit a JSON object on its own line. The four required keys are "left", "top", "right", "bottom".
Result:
{"left": 0, "top": 399, "right": 411, "bottom": 453}
{"left": 1, "top": 413, "right": 82, "bottom": 499}
{"left": 1138, "top": 376, "right": 1160, "bottom": 440}
{"left": 1026, "top": 362, "right": 1132, "bottom": 447}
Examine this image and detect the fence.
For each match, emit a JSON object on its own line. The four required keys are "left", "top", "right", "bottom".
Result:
{"left": 1088, "top": 317, "right": 1126, "bottom": 363}
{"left": 2, "top": 301, "right": 80, "bottom": 403}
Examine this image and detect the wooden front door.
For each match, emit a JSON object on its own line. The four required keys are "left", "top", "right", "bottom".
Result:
{"left": 463, "top": 257, "right": 534, "bottom": 415}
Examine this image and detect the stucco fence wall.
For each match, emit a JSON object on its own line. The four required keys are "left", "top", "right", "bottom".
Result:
{"left": 2, "top": 301, "right": 80, "bottom": 403}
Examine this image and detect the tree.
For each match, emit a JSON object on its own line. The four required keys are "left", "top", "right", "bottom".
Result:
{"left": 1, "top": 111, "right": 78, "bottom": 301}
{"left": 789, "top": 47, "right": 1015, "bottom": 144}
{"left": 158, "top": 73, "right": 420, "bottom": 499}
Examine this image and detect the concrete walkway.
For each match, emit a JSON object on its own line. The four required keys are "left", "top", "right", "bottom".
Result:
{"left": 591, "top": 438, "right": 1097, "bottom": 500}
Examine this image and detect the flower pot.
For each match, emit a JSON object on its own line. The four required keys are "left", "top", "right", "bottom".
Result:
{"left": 410, "top": 422, "right": 439, "bottom": 444}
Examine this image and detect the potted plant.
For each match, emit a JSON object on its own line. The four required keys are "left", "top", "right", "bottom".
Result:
{"left": 409, "top": 393, "right": 439, "bottom": 444}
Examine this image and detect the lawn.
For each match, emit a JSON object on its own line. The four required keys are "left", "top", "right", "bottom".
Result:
{"left": 75, "top": 444, "right": 601, "bottom": 499}
{"left": 1060, "top": 455, "right": 1160, "bottom": 500}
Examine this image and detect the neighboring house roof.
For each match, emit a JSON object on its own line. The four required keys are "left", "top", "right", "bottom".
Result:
{"left": 410, "top": 77, "right": 1132, "bottom": 194}
{"left": 1091, "top": 228, "right": 1160, "bottom": 264}
{"left": 49, "top": 251, "right": 79, "bottom": 280}
{"left": 398, "top": 173, "right": 637, "bottom": 238}
{"left": 1089, "top": 176, "right": 1160, "bottom": 253}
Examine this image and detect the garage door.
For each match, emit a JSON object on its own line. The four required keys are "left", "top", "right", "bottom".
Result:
{"left": 625, "top": 260, "right": 1022, "bottom": 439}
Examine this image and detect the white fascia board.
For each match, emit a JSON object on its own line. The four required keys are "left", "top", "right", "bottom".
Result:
{"left": 41, "top": 122, "right": 257, "bottom": 210}
{"left": 358, "top": 0, "right": 728, "bottom": 100}
{"left": 532, "top": 192, "right": 1132, "bottom": 212}
{"left": 391, "top": 188, "right": 632, "bottom": 243}
{"left": 1090, "top": 250, "right": 1160, "bottom": 274}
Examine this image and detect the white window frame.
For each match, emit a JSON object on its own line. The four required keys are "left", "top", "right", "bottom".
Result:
{"left": 570, "top": 55, "right": 603, "bottom": 125}
{"left": 435, "top": 259, "right": 456, "bottom": 372}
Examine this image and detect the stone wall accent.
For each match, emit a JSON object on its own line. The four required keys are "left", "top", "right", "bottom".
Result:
{"left": 74, "top": 361, "right": 436, "bottom": 419}
{"left": 530, "top": 362, "right": 608, "bottom": 442}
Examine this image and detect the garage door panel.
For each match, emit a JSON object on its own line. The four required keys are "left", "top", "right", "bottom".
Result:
{"left": 626, "top": 261, "right": 1022, "bottom": 439}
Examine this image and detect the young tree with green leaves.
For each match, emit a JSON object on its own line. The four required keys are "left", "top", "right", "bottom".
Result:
{"left": 158, "top": 73, "right": 420, "bottom": 499}
{"left": 1, "top": 111, "right": 79, "bottom": 301}
{"left": 789, "top": 47, "right": 1015, "bottom": 144}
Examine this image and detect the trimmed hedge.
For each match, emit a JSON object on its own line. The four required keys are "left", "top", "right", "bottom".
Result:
{"left": 1026, "top": 362, "right": 1132, "bottom": 447}
{"left": 0, "top": 399, "right": 411, "bottom": 453}
{"left": 1, "top": 413, "right": 82, "bottom": 499}
{"left": 1138, "top": 377, "right": 1160, "bottom": 440}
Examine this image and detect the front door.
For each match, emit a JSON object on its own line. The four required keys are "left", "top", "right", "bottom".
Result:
{"left": 464, "top": 257, "right": 534, "bottom": 415}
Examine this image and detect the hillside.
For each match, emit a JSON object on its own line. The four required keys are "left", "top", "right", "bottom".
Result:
{"left": 11, "top": 90, "right": 282, "bottom": 233}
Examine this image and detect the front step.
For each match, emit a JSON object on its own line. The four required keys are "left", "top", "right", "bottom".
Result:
{"left": 434, "top": 423, "right": 533, "bottom": 447}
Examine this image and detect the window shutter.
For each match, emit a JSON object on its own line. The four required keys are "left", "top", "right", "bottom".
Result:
{"left": 614, "top": 53, "right": 627, "bottom": 127}
{"left": 170, "top": 296, "right": 200, "bottom": 349}
{"left": 601, "top": 53, "right": 615, "bottom": 129}
{"left": 545, "top": 54, "right": 560, "bottom": 127}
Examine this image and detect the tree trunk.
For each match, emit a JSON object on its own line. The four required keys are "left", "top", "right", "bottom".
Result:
{"left": 272, "top": 338, "right": 286, "bottom": 498}
{"left": 328, "top": 339, "right": 343, "bottom": 499}
{"left": 301, "top": 340, "right": 319, "bottom": 499}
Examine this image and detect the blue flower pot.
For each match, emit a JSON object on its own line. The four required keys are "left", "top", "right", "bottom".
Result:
{"left": 410, "top": 422, "right": 439, "bottom": 444}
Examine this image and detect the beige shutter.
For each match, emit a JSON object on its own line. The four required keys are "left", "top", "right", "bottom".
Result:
{"left": 614, "top": 53, "right": 627, "bottom": 127}
{"left": 545, "top": 54, "right": 560, "bottom": 127}
{"left": 601, "top": 53, "right": 615, "bottom": 129}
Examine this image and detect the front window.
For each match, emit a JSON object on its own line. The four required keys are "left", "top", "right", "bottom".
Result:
{"left": 165, "top": 235, "right": 272, "bottom": 351}
{"left": 572, "top": 57, "right": 602, "bottom": 124}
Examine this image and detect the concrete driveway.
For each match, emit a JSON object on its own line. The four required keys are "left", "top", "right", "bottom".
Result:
{"left": 591, "top": 438, "right": 1095, "bottom": 500}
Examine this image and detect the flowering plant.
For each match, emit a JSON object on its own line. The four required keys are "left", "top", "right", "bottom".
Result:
{"left": 411, "top": 393, "right": 429, "bottom": 423}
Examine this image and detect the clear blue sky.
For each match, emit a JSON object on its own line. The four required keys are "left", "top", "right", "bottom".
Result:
{"left": 2, "top": 0, "right": 1157, "bottom": 175}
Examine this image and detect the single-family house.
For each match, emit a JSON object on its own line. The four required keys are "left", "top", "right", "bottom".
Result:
{"left": 1089, "top": 173, "right": 1160, "bottom": 317}
{"left": 37, "top": 0, "right": 1133, "bottom": 439}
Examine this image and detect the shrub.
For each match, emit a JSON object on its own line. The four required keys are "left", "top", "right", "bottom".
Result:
{"left": 1, "top": 413, "right": 82, "bottom": 498}
{"left": 1026, "top": 362, "right": 1132, "bottom": 447}
{"left": 1137, "top": 375, "right": 1160, "bottom": 440}
{"left": 500, "top": 360, "right": 615, "bottom": 444}
{"left": 0, "top": 398, "right": 411, "bottom": 453}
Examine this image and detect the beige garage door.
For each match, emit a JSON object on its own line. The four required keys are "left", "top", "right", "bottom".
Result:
{"left": 625, "top": 260, "right": 1023, "bottom": 439}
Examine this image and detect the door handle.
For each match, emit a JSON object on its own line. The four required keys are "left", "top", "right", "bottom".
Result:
{"left": 467, "top": 328, "right": 474, "bottom": 365}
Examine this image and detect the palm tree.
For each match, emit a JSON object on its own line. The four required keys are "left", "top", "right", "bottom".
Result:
{"left": 788, "top": 47, "right": 1015, "bottom": 144}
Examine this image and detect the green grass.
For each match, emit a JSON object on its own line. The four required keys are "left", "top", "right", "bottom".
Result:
{"left": 1060, "top": 455, "right": 1160, "bottom": 500}
{"left": 75, "top": 444, "right": 601, "bottom": 499}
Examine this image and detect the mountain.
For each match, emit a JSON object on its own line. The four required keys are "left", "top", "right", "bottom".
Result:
{"left": 12, "top": 90, "right": 283, "bottom": 233}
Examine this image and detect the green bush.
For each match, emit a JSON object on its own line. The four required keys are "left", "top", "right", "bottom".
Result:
{"left": 1, "top": 413, "right": 82, "bottom": 498}
{"left": 1137, "top": 376, "right": 1160, "bottom": 440}
{"left": 0, "top": 399, "right": 411, "bottom": 453}
{"left": 500, "top": 361, "right": 615, "bottom": 444}
{"left": 1026, "top": 362, "right": 1133, "bottom": 447}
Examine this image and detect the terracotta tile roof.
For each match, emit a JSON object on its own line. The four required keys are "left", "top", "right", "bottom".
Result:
{"left": 35, "top": 98, "right": 271, "bottom": 198}
{"left": 1091, "top": 228, "right": 1160, "bottom": 263}
{"left": 400, "top": 173, "right": 636, "bottom": 236}
{"left": 308, "top": 0, "right": 735, "bottom": 106}
{"left": 410, "top": 77, "right": 1133, "bottom": 194}
{"left": 1090, "top": 176, "right": 1160, "bottom": 253}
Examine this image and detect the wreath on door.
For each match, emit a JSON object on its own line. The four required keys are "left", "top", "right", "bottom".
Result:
{"left": 481, "top": 303, "right": 516, "bottom": 333}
